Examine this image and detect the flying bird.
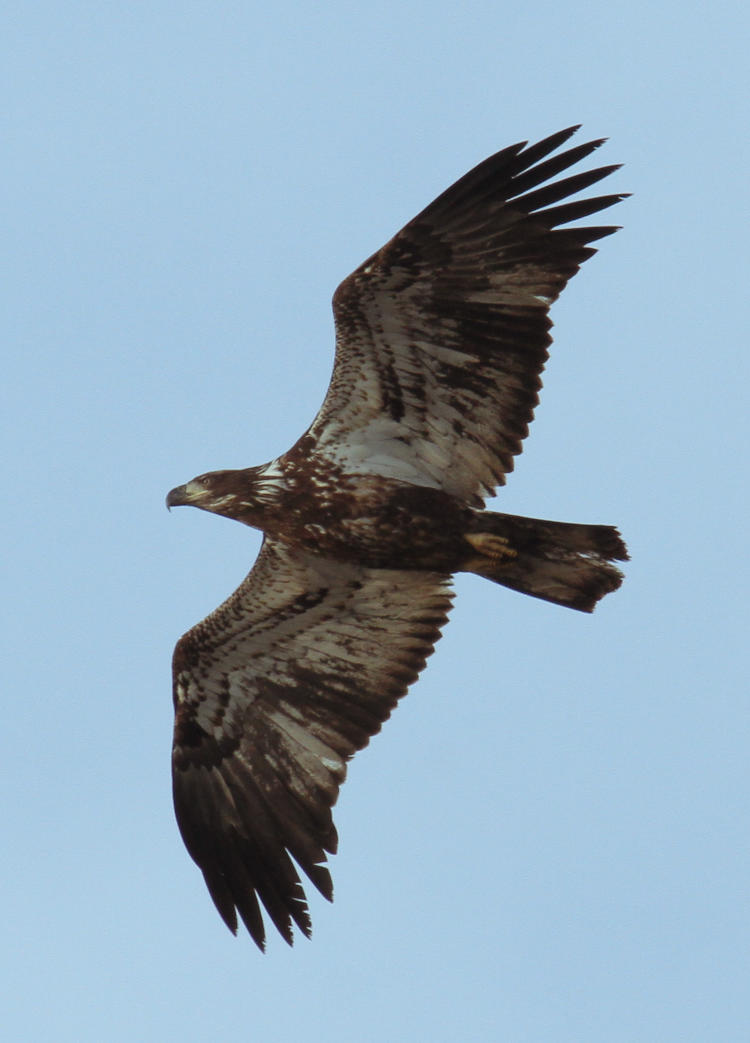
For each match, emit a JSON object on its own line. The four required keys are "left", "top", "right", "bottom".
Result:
{"left": 166, "top": 126, "right": 629, "bottom": 950}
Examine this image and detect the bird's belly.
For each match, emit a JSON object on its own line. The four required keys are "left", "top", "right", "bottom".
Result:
{"left": 274, "top": 477, "right": 471, "bottom": 571}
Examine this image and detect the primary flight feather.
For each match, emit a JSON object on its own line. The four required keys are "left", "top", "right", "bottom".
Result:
{"left": 167, "top": 126, "right": 628, "bottom": 950}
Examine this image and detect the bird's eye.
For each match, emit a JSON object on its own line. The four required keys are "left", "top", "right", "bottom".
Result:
{"left": 199, "top": 476, "right": 211, "bottom": 488}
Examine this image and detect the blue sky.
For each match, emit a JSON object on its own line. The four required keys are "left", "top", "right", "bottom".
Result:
{"left": 3, "top": 2, "right": 749, "bottom": 1040}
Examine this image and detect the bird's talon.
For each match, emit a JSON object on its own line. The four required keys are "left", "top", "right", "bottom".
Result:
{"left": 465, "top": 532, "right": 518, "bottom": 562}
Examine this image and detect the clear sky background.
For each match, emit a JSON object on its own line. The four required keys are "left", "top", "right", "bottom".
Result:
{"left": 3, "top": 3, "right": 749, "bottom": 1041}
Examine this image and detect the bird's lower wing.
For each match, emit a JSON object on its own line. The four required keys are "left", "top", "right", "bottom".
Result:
{"left": 171, "top": 538, "right": 453, "bottom": 949}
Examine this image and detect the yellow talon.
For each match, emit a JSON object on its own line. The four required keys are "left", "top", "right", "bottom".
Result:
{"left": 464, "top": 532, "right": 518, "bottom": 562}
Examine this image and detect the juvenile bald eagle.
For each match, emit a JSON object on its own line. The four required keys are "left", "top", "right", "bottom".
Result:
{"left": 167, "top": 126, "right": 628, "bottom": 950}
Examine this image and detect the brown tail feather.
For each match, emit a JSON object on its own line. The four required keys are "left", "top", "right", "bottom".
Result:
{"left": 463, "top": 511, "right": 628, "bottom": 613}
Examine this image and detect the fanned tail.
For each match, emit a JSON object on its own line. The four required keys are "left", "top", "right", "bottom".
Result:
{"left": 464, "top": 511, "right": 628, "bottom": 613}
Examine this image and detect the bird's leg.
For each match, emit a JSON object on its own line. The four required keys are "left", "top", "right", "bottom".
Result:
{"left": 464, "top": 532, "right": 518, "bottom": 563}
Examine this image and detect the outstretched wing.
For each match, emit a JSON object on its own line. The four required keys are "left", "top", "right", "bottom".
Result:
{"left": 305, "top": 126, "right": 626, "bottom": 505}
{"left": 171, "top": 538, "right": 453, "bottom": 950}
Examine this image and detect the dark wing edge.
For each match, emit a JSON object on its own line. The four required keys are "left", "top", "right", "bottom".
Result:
{"left": 307, "top": 126, "right": 628, "bottom": 505}
{"left": 171, "top": 539, "right": 453, "bottom": 950}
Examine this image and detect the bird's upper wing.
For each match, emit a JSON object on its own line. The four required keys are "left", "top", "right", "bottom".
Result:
{"left": 303, "top": 126, "right": 626, "bottom": 506}
{"left": 171, "top": 537, "right": 453, "bottom": 950}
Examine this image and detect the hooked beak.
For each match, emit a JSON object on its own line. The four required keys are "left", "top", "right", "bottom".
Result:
{"left": 166, "top": 483, "right": 190, "bottom": 510}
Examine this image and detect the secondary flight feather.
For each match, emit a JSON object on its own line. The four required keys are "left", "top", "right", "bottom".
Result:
{"left": 166, "top": 126, "right": 629, "bottom": 950}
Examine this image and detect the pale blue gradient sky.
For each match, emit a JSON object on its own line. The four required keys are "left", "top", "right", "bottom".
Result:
{"left": 3, "top": 3, "right": 749, "bottom": 1041}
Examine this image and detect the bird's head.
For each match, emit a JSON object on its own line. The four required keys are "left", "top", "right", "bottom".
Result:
{"left": 166, "top": 469, "right": 256, "bottom": 522}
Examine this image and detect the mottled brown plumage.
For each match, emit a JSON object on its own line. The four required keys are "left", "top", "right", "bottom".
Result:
{"left": 166, "top": 126, "right": 629, "bottom": 950}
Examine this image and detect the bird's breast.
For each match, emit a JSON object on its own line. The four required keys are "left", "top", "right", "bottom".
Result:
{"left": 263, "top": 473, "right": 471, "bottom": 571}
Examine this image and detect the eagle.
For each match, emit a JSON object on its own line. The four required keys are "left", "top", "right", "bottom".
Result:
{"left": 166, "top": 125, "right": 629, "bottom": 950}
